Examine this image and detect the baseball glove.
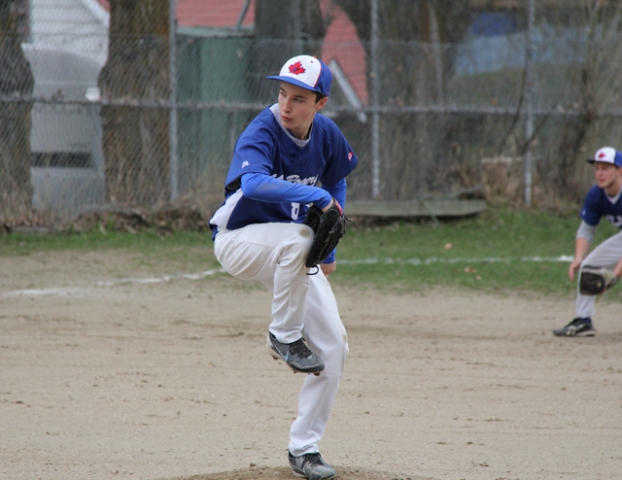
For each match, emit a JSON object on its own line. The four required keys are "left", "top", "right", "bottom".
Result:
{"left": 579, "top": 265, "right": 618, "bottom": 295}
{"left": 303, "top": 199, "right": 347, "bottom": 269}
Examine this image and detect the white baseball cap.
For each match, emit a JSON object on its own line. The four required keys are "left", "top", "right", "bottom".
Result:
{"left": 266, "top": 55, "right": 332, "bottom": 97}
{"left": 587, "top": 146, "right": 622, "bottom": 167}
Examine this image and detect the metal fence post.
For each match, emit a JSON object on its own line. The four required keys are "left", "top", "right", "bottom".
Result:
{"left": 169, "top": 0, "right": 179, "bottom": 202}
{"left": 370, "top": 0, "right": 380, "bottom": 199}
{"left": 523, "top": 0, "right": 536, "bottom": 206}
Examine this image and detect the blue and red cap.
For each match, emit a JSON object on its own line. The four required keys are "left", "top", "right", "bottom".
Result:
{"left": 587, "top": 146, "right": 622, "bottom": 167}
{"left": 267, "top": 55, "right": 332, "bottom": 97}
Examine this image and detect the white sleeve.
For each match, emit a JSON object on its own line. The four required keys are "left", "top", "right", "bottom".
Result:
{"left": 576, "top": 220, "right": 596, "bottom": 244}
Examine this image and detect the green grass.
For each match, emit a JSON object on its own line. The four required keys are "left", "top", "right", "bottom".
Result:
{"left": 1, "top": 207, "right": 620, "bottom": 299}
{"left": 339, "top": 208, "right": 620, "bottom": 297}
{"left": 0, "top": 226, "right": 222, "bottom": 272}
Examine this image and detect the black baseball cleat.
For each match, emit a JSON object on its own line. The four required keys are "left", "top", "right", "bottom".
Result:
{"left": 553, "top": 317, "right": 595, "bottom": 337}
{"left": 288, "top": 451, "right": 336, "bottom": 480}
{"left": 267, "top": 332, "right": 324, "bottom": 374}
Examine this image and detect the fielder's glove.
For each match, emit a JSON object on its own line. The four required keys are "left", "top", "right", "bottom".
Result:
{"left": 579, "top": 265, "right": 618, "bottom": 295}
{"left": 303, "top": 199, "right": 348, "bottom": 270}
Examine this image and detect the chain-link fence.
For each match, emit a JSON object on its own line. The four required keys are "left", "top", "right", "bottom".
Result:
{"left": 2, "top": 1, "right": 622, "bottom": 227}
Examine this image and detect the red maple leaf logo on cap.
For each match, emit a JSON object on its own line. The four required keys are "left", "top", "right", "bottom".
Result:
{"left": 289, "top": 61, "right": 306, "bottom": 75}
{"left": 599, "top": 152, "right": 607, "bottom": 158}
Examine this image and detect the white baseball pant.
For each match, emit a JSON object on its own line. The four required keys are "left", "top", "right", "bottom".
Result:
{"left": 213, "top": 222, "right": 348, "bottom": 456}
{"left": 576, "top": 229, "right": 622, "bottom": 318}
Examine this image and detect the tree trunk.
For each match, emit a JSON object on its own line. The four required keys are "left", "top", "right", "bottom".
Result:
{"left": 98, "top": 0, "right": 170, "bottom": 208}
{"left": 252, "top": 0, "right": 327, "bottom": 102}
{"left": 252, "top": 0, "right": 302, "bottom": 102}
{"left": 299, "top": 0, "right": 328, "bottom": 56}
{"left": 0, "top": 0, "right": 34, "bottom": 221}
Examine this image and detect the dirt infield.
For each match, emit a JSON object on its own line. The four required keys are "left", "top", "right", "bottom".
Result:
{"left": 1, "top": 250, "right": 621, "bottom": 480}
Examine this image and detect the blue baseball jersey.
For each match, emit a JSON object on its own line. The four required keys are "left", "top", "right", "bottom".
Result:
{"left": 580, "top": 185, "right": 622, "bottom": 229}
{"left": 210, "top": 105, "right": 358, "bottom": 233}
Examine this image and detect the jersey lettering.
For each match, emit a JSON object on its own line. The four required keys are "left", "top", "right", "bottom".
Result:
{"left": 273, "top": 173, "right": 319, "bottom": 186}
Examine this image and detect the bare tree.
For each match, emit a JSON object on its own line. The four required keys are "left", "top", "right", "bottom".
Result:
{"left": 334, "top": 0, "right": 471, "bottom": 198}
{"left": 252, "top": 0, "right": 328, "bottom": 102}
{"left": 555, "top": 1, "right": 622, "bottom": 193}
{"left": 255, "top": 0, "right": 471, "bottom": 198}
{"left": 98, "top": 0, "right": 170, "bottom": 208}
{"left": 0, "top": 0, "right": 34, "bottom": 222}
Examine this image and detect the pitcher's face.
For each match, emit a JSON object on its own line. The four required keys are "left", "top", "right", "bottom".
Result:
{"left": 277, "top": 82, "right": 327, "bottom": 140}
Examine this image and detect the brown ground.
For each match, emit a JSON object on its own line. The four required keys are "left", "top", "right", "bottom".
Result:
{"left": 1, "top": 249, "right": 621, "bottom": 480}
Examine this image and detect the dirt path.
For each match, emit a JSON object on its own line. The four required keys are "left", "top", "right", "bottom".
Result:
{"left": 1, "top": 251, "right": 621, "bottom": 480}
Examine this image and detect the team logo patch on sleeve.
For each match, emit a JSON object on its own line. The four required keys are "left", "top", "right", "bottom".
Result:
{"left": 348, "top": 151, "right": 353, "bottom": 161}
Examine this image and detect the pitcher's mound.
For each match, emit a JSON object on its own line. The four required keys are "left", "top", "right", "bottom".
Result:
{"left": 172, "top": 466, "right": 431, "bottom": 480}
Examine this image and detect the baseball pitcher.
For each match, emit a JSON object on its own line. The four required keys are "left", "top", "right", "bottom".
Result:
{"left": 209, "top": 55, "right": 358, "bottom": 480}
